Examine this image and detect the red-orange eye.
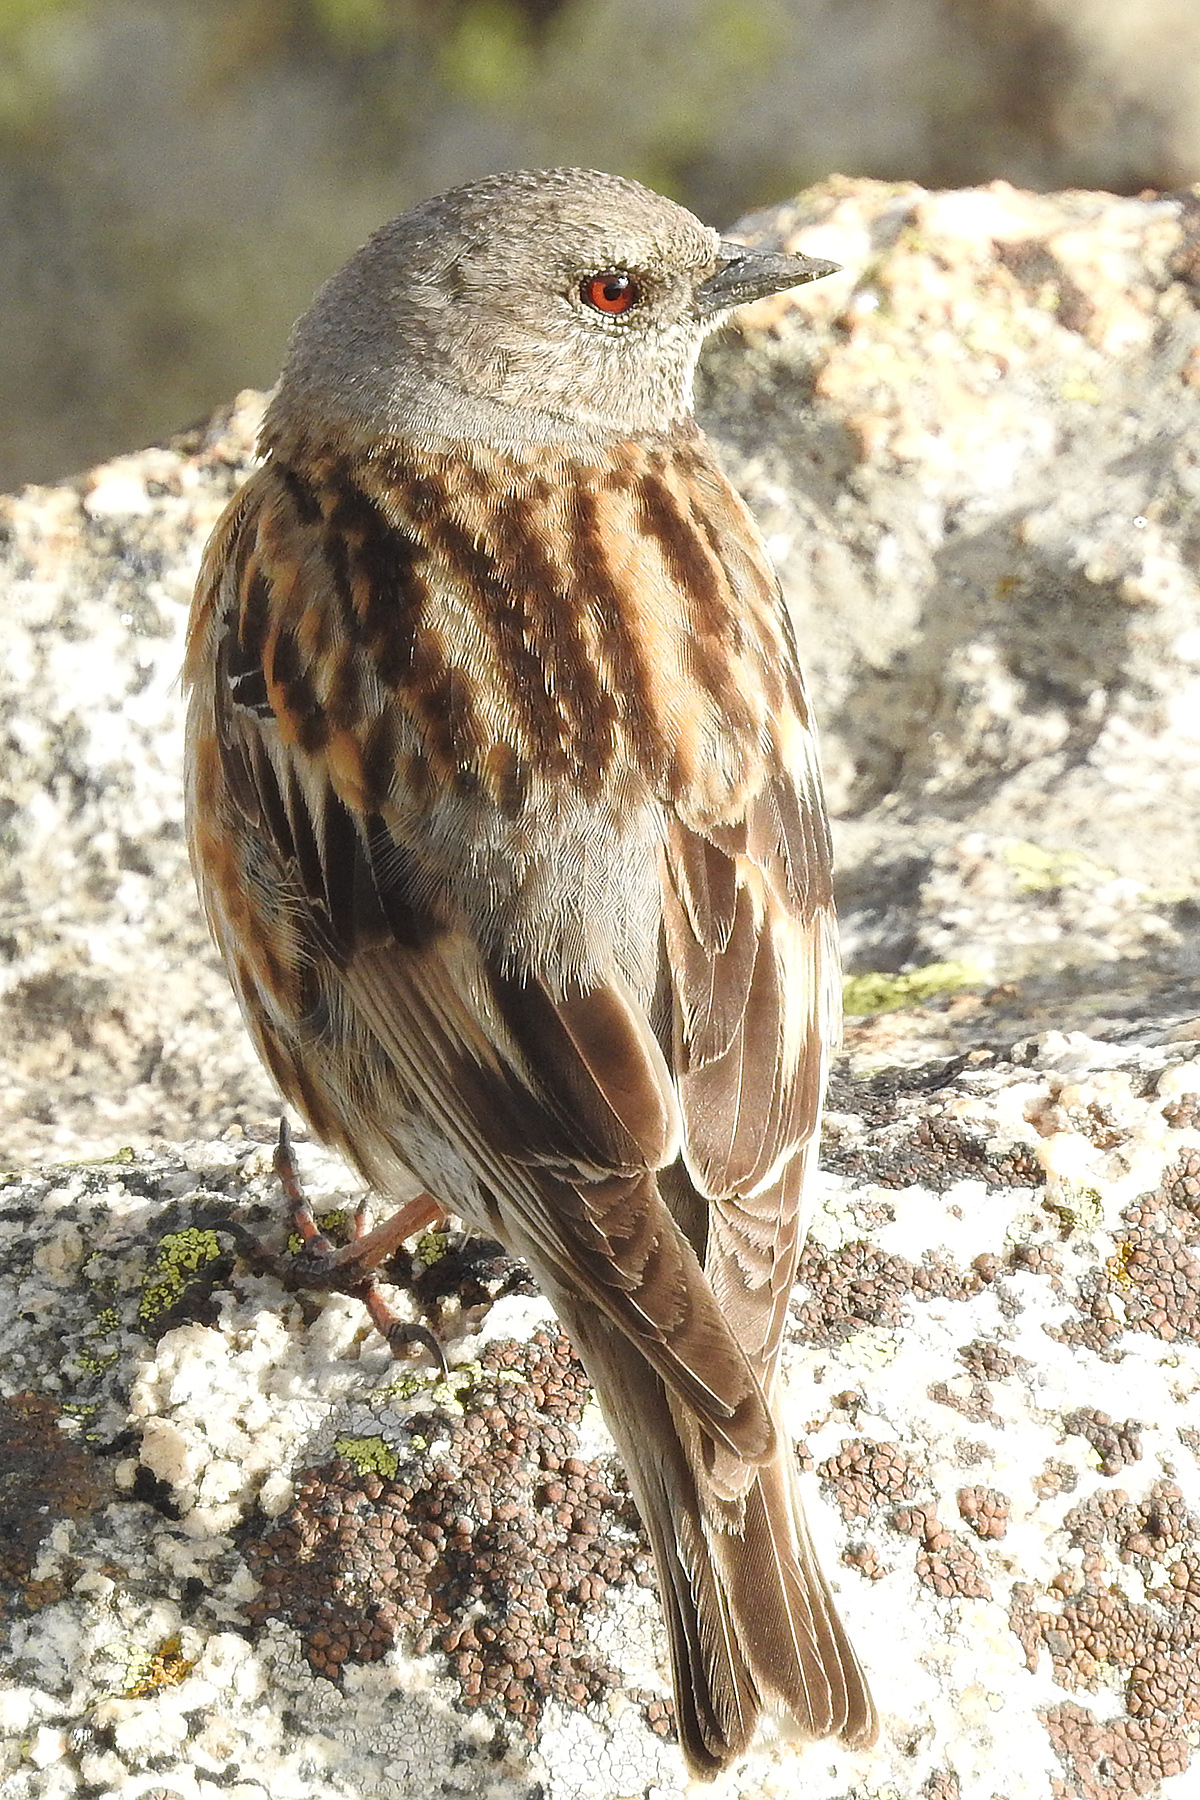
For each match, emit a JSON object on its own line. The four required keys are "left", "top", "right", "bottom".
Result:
{"left": 580, "top": 271, "right": 641, "bottom": 315}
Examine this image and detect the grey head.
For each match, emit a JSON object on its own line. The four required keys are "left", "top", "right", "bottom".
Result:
{"left": 264, "top": 167, "right": 837, "bottom": 455}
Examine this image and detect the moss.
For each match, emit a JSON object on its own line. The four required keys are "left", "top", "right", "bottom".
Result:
{"left": 136, "top": 1227, "right": 222, "bottom": 1329}
{"left": 842, "top": 961, "right": 985, "bottom": 1016}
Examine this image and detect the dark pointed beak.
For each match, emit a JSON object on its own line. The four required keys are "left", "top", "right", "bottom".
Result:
{"left": 694, "top": 241, "right": 841, "bottom": 318}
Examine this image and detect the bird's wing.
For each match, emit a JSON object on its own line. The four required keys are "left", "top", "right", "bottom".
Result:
{"left": 656, "top": 468, "right": 841, "bottom": 1387}
{"left": 185, "top": 453, "right": 774, "bottom": 1463}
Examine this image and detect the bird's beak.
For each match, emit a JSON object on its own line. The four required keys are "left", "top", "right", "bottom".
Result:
{"left": 693, "top": 241, "right": 841, "bottom": 319}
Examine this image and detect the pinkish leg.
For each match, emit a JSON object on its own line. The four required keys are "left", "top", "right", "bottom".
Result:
{"left": 273, "top": 1115, "right": 448, "bottom": 1369}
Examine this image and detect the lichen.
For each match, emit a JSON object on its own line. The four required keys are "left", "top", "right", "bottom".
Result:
{"left": 376, "top": 1360, "right": 514, "bottom": 1416}
{"left": 332, "top": 1435, "right": 400, "bottom": 1480}
{"left": 1003, "top": 841, "right": 1113, "bottom": 893}
{"left": 136, "top": 1227, "right": 222, "bottom": 1329}
{"left": 842, "top": 960, "right": 985, "bottom": 1016}
{"left": 416, "top": 1226, "right": 450, "bottom": 1267}
{"left": 285, "top": 1208, "right": 351, "bottom": 1256}
{"left": 122, "top": 1633, "right": 195, "bottom": 1699}
{"left": 1044, "top": 1185, "right": 1104, "bottom": 1236}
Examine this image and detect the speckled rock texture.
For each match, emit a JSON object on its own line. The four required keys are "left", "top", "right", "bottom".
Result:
{"left": 4, "top": 1032, "right": 1200, "bottom": 1799}
{"left": 4, "top": 177, "right": 1200, "bottom": 1797}
{"left": 0, "top": 393, "right": 275, "bottom": 1166}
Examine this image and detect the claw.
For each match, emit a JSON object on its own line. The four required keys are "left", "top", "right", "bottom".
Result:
{"left": 382, "top": 1318, "right": 449, "bottom": 1376}
{"left": 270, "top": 1114, "right": 449, "bottom": 1369}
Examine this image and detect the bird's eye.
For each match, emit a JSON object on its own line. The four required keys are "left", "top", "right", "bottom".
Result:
{"left": 580, "top": 271, "right": 641, "bottom": 315}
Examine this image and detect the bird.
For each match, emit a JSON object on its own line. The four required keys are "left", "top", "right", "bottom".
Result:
{"left": 183, "top": 165, "right": 876, "bottom": 1776}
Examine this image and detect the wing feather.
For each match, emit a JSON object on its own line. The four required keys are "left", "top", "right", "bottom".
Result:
{"left": 336, "top": 943, "right": 773, "bottom": 1460}
{"left": 661, "top": 611, "right": 840, "bottom": 1382}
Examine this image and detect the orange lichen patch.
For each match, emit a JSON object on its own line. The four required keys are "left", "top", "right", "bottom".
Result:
{"left": 957, "top": 1338, "right": 1027, "bottom": 1382}
{"left": 1053, "top": 1151, "right": 1200, "bottom": 1356}
{"left": 818, "top": 1438, "right": 921, "bottom": 1521}
{"left": 817, "top": 1432, "right": 1005, "bottom": 1604}
{"left": 842, "top": 1542, "right": 885, "bottom": 1581}
{"left": 1045, "top": 1703, "right": 1190, "bottom": 1799}
{"left": 1063, "top": 1411, "right": 1143, "bottom": 1477}
{"left": 821, "top": 1088, "right": 1046, "bottom": 1193}
{"left": 1161, "top": 1093, "right": 1200, "bottom": 1131}
{"left": 124, "top": 1634, "right": 196, "bottom": 1699}
{"left": 957, "top": 1486, "right": 1010, "bottom": 1541}
{"left": 928, "top": 1377, "right": 1000, "bottom": 1427}
{"left": 794, "top": 1228, "right": 997, "bottom": 1348}
{"left": 892, "top": 1504, "right": 991, "bottom": 1601}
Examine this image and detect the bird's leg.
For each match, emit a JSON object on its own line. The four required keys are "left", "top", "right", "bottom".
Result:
{"left": 273, "top": 1115, "right": 449, "bottom": 1369}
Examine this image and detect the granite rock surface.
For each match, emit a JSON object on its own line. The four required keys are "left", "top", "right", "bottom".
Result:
{"left": 3, "top": 1033, "right": 1200, "bottom": 1799}
{"left": 702, "top": 178, "right": 1200, "bottom": 1014}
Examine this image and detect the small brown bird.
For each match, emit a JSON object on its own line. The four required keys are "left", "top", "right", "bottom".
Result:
{"left": 184, "top": 166, "right": 875, "bottom": 1775}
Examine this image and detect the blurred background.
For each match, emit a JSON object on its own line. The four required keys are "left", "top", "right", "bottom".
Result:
{"left": 3, "top": 0, "right": 1199, "bottom": 490}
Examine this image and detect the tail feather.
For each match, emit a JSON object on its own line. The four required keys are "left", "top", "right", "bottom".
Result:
{"left": 719, "top": 1446, "right": 876, "bottom": 1747}
{"left": 663, "top": 1486, "right": 759, "bottom": 1770}
{"left": 563, "top": 1303, "right": 877, "bottom": 1776}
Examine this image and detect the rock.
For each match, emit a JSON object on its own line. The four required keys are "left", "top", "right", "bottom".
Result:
{"left": 3, "top": 1033, "right": 1200, "bottom": 1798}
{"left": 0, "top": 393, "right": 275, "bottom": 1165}
{"left": 699, "top": 176, "right": 1200, "bottom": 1045}
{"left": 6, "top": 1, "right": 1200, "bottom": 489}
{"left": 5, "top": 177, "right": 1200, "bottom": 1797}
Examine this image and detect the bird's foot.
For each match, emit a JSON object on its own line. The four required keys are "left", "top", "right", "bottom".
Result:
{"left": 272, "top": 1115, "right": 449, "bottom": 1370}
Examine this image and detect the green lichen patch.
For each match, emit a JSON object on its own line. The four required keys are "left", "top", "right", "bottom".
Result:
{"left": 137, "top": 1228, "right": 223, "bottom": 1331}
{"left": 375, "top": 1359, "right": 519, "bottom": 1416}
{"left": 332, "top": 1435, "right": 400, "bottom": 1480}
{"left": 415, "top": 1226, "right": 450, "bottom": 1267}
{"left": 843, "top": 961, "right": 985, "bottom": 1017}
{"left": 285, "top": 1209, "right": 352, "bottom": 1256}
{"left": 1004, "top": 842, "right": 1114, "bottom": 893}
{"left": 1044, "top": 1185, "right": 1105, "bottom": 1236}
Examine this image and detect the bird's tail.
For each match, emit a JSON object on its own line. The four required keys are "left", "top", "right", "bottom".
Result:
{"left": 565, "top": 1306, "right": 877, "bottom": 1776}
